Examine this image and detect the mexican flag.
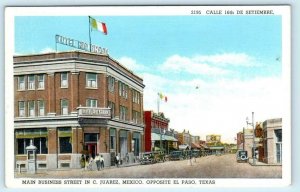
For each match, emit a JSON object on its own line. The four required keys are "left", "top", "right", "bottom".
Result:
{"left": 90, "top": 17, "right": 108, "bottom": 35}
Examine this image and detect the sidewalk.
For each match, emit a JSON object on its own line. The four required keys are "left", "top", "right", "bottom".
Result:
{"left": 248, "top": 158, "right": 282, "bottom": 166}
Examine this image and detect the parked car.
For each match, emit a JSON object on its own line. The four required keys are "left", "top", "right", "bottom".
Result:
{"left": 236, "top": 150, "right": 248, "bottom": 163}
{"left": 140, "top": 152, "right": 155, "bottom": 165}
{"left": 170, "top": 150, "right": 184, "bottom": 160}
{"left": 153, "top": 151, "right": 165, "bottom": 163}
{"left": 192, "top": 149, "right": 201, "bottom": 158}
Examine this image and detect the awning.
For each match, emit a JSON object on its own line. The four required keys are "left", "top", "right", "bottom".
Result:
{"left": 178, "top": 144, "right": 189, "bottom": 150}
{"left": 151, "top": 133, "right": 178, "bottom": 142}
{"left": 191, "top": 142, "right": 201, "bottom": 149}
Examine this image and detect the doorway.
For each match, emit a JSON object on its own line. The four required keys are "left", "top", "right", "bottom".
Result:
{"left": 85, "top": 143, "right": 97, "bottom": 159}
{"left": 84, "top": 133, "right": 99, "bottom": 159}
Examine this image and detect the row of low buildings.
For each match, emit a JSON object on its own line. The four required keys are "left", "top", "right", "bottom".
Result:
{"left": 236, "top": 118, "right": 282, "bottom": 165}
{"left": 13, "top": 51, "right": 208, "bottom": 171}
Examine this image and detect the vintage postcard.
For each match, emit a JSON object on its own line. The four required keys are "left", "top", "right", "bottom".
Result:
{"left": 5, "top": 5, "right": 291, "bottom": 188}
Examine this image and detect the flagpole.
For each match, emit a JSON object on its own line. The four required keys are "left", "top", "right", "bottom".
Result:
{"left": 157, "top": 93, "right": 160, "bottom": 114}
{"left": 88, "top": 16, "right": 92, "bottom": 52}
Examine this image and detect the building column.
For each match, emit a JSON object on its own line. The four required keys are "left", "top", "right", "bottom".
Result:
{"left": 47, "top": 73, "right": 56, "bottom": 116}
{"left": 105, "top": 127, "right": 110, "bottom": 153}
{"left": 72, "top": 127, "right": 83, "bottom": 154}
{"left": 128, "top": 131, "right": 132, "bottom": 153}
{"left": 141, "top": 133, "right": 145, "bottom": 153}
{"left": 47, "top": 128, "right": 58, "bottom": 169}
{"left": 115, "top": 80, "right": 120, "bottom": 119}
{"left": 116, "top": 129, "right": 120, "bottom": 154}
{"left": 99, "top": 127, "right": 109, "bottom": 153}
{"left": 70, "top": 71, "right": 79, "bottom": 113}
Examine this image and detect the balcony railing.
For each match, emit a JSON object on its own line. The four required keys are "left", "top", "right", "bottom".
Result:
{"left": 77, "top": 107, "right": 111, "bottom": 119}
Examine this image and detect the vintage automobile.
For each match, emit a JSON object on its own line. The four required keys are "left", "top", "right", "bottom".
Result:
{"left": 153, "top": 151, "right": 165, "bottom": 163}
{"left": 170, "top": 150, "right": 184, "bottom": 160}
{"left": 182, "top": 150, "right": 200, "bottom": 159}
{"left": 191, "top": 149, "right": 201, "bottom": 158}
{"left": 236, "top": 150, "right": 248, "bottom": 163}
{"left": 140, "top": 152, "right": 155, "bottom": 165}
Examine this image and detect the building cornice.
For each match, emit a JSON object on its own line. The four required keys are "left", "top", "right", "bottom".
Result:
{"left": 13, "top": 51, "right": 145, "bottom": 89}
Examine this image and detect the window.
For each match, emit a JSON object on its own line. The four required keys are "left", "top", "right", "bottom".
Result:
{"left": 19, "top": 101, "right": 25, "bottom": 117}
{"left": 119, "top": 81, "right": 122, "bottom": 96}
{"left": 132, "top": 132, "right": 141, "bottom": 156}
{"left": 275, "top": 129, "right": 282, "bottom": 142}
{"left": 28, "top": 101, "right": 35, "bottom": 117}
{"left": 58, "top": 128, "right": 72, "bottom": 153}
{"left": 61, "top": 73, "right": 68, "bottom": 88}
{"left": 132, "top": 110, "right": 140, "bottom": 124}
{"left": 86, "top": 73, "right": 97, "bottom": 88}
{"left": 18, "top": 76, "right": 25, "bottom": 90}
{"left": 59, "top": 137, "right": 72, "bottom": 153}
{"left": 61, "top": 99, "right": 69, "bottom": 115}
{"left": 110, "top": 129, "right": 116, "bottom": 150}
{"left": 28, "top": 75, "right": 35, "bottom": 90}
{"left": 38, "top": 100, "right": 45, "bottom": 116}
{"left": 37, "top": 74, "right": 45, "bottom": 89}
{"left": 132, "top": 90, "right": 140, "bottom": 104}
{"left": 86, "top": 99, "right": 97, "bottom": 107}
{"left": 17, "top": 138, "right": 30, "bottom": 154}
{"left": 16, "top": 128, "right": 48, "bottom": 154}
{"left": 84, "top": 133, "right": 99, "bottom": 142}
{"left": 119, "top": 105, "right": 128, "bottom": 121}
{"left": 33, "top": 137, "right": 48, "bottom": 154}
{"left": 125, "top": 85, "right": 128, "bottom": 99}
{"left": 108, "top": 101, "right": 115, "bottom": 118}
{"left": 108, "top": 76, "right": 115, "bottom": 92}
{"left": 119, "top": 81, "right": 128, "bottom": 99}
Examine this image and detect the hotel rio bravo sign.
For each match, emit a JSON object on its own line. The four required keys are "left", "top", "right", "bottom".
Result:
{"left": 77, "top": 107, "right": 111, "bottom": 119}
{"left": 55, "top": 34, "right": 108, "bottom": 55}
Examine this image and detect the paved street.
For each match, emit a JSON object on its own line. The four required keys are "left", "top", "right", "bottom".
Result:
{"left": 15, "top": 154, "right": 281, "bottom": 178}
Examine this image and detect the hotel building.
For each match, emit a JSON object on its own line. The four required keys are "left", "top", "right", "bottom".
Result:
{"left": 14, "top": 51, "right": 145, "bottom": 170}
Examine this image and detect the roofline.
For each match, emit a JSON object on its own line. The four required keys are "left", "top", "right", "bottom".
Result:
{"left": 13, "top": 50, "right": 144, "bottom": 83}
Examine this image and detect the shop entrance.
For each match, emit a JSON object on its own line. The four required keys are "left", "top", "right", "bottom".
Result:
{"left": 84, "top": 133, "right": 99, "bottom": 159}
{"left": 85, "top": 143, "right": 97, "bottom": 159}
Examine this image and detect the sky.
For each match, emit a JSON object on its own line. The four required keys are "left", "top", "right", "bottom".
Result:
{"left": 14, "top": 14, "right": 283, "bottom": 143}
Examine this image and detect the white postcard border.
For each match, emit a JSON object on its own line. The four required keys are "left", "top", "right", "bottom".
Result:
{"left": 5, "top": 5, "right": 291, "bottom": 188}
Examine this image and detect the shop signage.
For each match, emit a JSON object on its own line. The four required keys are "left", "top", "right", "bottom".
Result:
{"left": 77, "top": 107, "right": 111, "bottom": 118}
{"left": 55, "top": 34, "right": 108, "bottom": 55}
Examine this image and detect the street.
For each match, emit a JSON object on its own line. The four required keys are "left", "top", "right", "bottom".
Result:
{"left": 15, "top": 154, "right": 281, "bottom": 178}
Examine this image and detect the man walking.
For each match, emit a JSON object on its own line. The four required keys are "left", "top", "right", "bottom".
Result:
{"left": 95, "top": 153, "right": 100, "bottom": 171}
{"left": 100, "top": 155, "right": 105, "bottom": 170}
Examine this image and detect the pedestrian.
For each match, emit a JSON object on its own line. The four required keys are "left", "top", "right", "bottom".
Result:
{"left": 88, "top": 156, "right": 94, "bottom": 170}
{"left": 115, "top": 154, "right": 120, "bottom": 167}
{"left": 100, "top": 155, "right": 105, "bottom": 169}
{"left": 125, "top": 153, "right": 129, "bottom": 164}
{"left": 95, "top": 153, "right": 100, "bottom": 171}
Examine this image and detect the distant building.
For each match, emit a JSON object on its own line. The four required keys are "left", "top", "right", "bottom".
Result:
{"left": 243, "top": 128, "right": 254, "bottom": 158}
{"left": 236, "top": 131, "right": 244, "bottom": 150}
{"left": 255, "top": 123, "right": 264, "bottom": 162}
{"left": 263, "top": 118, "right": 282, "bottom": 164}
{"left": 206, "top": 134, "right": 224, "bottom": 155}
{"left": 191, "top": 135, "right": 201, "bottom": 149}
{"left": 176, "top": 129, "right": 192, "bottom": 147}
{"left": 144, "top": 111, "right": 177, "bottom": 153}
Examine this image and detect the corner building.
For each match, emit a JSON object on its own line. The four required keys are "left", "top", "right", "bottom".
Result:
{"left": 14, "top": 51, "right": 145, "bottom": 170}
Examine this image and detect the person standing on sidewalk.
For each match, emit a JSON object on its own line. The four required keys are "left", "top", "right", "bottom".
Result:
{"left": 115, "top": 154, "right": 120, "bottom": 167}
{"left": 100, "top": 155, "right": 105, "bottom": 170}
{"left": 95, "top": 153, "right": 101, "bottom": 171}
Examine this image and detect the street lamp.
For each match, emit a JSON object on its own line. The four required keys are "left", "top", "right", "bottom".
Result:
{"left": 246, "top": 112, "right": 256, "bottom": 165}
